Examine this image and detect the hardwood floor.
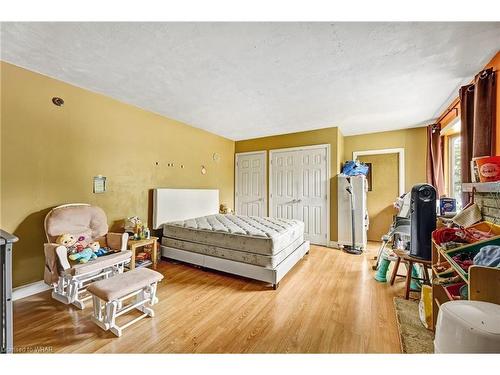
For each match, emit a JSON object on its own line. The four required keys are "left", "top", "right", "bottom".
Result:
{"left": 13, "top": 243, "right": 406, "bottom": 353}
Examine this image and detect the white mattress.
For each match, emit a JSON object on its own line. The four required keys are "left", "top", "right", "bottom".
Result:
{"left": 161, "top": 214, "right": 304, "bottom": 256}
{"left": 161, "top": 236, "right": 304, "bottom": 268}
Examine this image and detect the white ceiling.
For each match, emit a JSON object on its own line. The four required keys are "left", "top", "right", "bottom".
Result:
{"left": 1, "top": 22, "right": 499, "bottom": 140}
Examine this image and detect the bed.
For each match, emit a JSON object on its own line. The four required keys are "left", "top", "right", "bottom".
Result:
{"left": 153, "top": 188, "right": 310, "bottom": 289}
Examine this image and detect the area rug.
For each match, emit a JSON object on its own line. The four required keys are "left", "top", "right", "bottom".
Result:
{"left": 393, "top": 297, "right": 434, "bottom": 354}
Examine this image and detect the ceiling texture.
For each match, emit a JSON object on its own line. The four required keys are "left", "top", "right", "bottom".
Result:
{"left": 1, "top": 22, "right": 499, "bottom": 140}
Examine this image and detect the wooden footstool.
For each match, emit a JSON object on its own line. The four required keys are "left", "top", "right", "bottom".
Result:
{"left": 389, "top": 248, "right": 432, "bottom": 300}
{"left": 87, "top": 268, "right": 163, "bottom": 337}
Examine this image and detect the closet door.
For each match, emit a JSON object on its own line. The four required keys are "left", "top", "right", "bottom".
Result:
{"left": 270, "top": 150, "right": 298, "bottom": 220}
{"left": 270, "top": 145, "right": 329, "bottom": 245}
{"left": 235, "top": 151, "right": 267, "bottom": 216}
{"left": 297, "top": 147, "right": 328, "bottom": 245}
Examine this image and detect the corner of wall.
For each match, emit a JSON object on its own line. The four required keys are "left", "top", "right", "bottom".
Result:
{"left": 336, "top": 128, "right": 345, "bottom": 174}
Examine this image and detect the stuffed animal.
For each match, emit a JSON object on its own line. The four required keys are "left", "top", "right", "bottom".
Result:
{"left": 55, "top": 233, "right": 89, "bottom": 254}
{"left": 68, "top": 248, "right": 97, "bottom": 263}
{"left": 74, "top": 235, "right": 87, "bottom": 253}
{"left": 88, "top": 241, "right": 108, "bottom": 257}
{"left": 56, "top": 234, "right": 79, "bottom": 254}
{"left": 56, "top": 233, "right": 76, "bottom": 248}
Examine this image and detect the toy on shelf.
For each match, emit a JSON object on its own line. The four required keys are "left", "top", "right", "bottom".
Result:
{"left": 136, "top": 252, "right": 151, "bottom": 262}
{"left": 219, "top": 204, "right": 233, "bottom": 214}
{"left": 124, "top": 216, "right": 142, "bottom": 233}
{"left": 124, "top": 216, "right": 150, "bottom": 240}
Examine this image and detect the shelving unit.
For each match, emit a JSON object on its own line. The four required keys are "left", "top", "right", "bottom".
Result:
{"left": 127, "top": 237, "right": 159, "bottom": 270}
{"left": 431, "top": 236, "right": 500, "bottom": 330}
{"left": 462, "top": 182, "right": 500, "bottom": 193}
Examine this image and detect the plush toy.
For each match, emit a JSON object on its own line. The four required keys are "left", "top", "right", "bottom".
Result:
{"left": 88, "top": 241, "right": 108, "bottom": 257}
{"left": 56, "top": 234, "right": 78, "bottom": 254}
{"left": 68, "top": 248, "right": 97, "bottom": 263}
{"left": 56, "top": 233, "right": 76, "bottom": 248}
{"left": 74, "top": 235, "right": 87, "bottom": 253}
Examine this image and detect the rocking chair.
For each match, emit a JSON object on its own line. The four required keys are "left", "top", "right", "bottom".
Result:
{"left": 43, "top": 204, "right": 132, "bottom": 309}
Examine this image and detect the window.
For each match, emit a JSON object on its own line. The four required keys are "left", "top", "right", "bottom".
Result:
{"left": 448, "top": 133, "right": 462, "bottom": 208}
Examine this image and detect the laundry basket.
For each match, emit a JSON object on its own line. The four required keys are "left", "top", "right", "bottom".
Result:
{"left": 434, "top": 301, "right": 500, "bottom": 353}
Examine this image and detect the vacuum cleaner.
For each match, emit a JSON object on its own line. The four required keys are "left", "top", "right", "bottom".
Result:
{"left": 343, "top": 177, "right": 363, "bottom": 255}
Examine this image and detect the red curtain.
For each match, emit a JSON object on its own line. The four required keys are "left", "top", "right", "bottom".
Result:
{"left": 473, "top": 68, "right": 496, "bottom": 157}
{"left": 460, "top": 84, "right": 475, "bottom": 204}
{"left": 426, "top": 124, "right": 445, "bottom": 197}
{"left": 457, "top": 68, "right": 496, "bottom": 204}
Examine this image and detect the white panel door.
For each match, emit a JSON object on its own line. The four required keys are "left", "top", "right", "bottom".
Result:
{"left": 270, "top": 146, "right": 329, "bottom": 245}
{"left": 235, "top": 152, "right": 267, "bottom": 216}
{"left": 270, "top": 150, "right": 298, "bottom": 220}
{"left": 297, "top": 147, "right": 328, "bottom": 245}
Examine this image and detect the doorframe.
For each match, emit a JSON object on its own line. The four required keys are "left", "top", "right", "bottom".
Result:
{"left": 269, "top": 144, "right": 331, "bottom": 245}
{"left": 352, "top": 148, "right": 405, "bottom": 196}
{"left": 235, "top": 150, "right": 268, "bottom": 216}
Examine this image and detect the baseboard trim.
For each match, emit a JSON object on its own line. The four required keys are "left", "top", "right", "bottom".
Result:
{"left": 329, "top": 241, "right": 340, "bottom": 249}
{"left": 12, "top": 280, "right": 50, "bottom": 301}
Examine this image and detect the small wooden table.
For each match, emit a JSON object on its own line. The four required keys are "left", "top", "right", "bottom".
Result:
{"left": 127, "top": 236, "right": 159, "bottom": 270}
{"left": 390, "top": 248, "right": 432, "bottom": 300}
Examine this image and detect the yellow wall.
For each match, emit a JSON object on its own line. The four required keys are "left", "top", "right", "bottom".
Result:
{"left": 1, "top": 60, "right": 429, "bottom": 287}
{"left": 235, "top": 127, "right": 342, "bottom": 242}
{"left": 337, "top": 129, "right": 345, "bottom": 172}
{"left": 1, "top": 62, "right": 235, "bottom": 287}
{"left": 343, "top": 127, "right": 428, "bottom": 192}
{"left": 358, "top": 153, "right": 399, "bottom": 241}
{"left": 235, "top": 126, "right": 427, "bottom": 243}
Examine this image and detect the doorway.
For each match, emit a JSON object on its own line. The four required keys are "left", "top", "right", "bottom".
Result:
{"left": 357, "top": 153, "right": 400, "bottom": 241}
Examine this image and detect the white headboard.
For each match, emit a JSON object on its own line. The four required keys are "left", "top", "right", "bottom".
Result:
{"left": 153, "top": 188, "right": 219, "bottom": 229}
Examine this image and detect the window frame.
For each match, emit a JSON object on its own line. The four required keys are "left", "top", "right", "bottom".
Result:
{"left": 447, "top": 132, "right": 462, "bottom": 206}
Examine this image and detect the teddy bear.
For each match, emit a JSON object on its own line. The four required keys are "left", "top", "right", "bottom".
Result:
{"left": 55, "top": 234, "right": 86, "bottom": 254}
{"left": 68, "top": 247, "right": 97, "bottom": 263}
{"left": 88, "top": 241, "right": 108, "bottom": 257}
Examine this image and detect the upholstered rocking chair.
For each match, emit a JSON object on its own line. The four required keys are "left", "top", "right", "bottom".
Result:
{"left": 44, "top": 204, "right": 132, "bottom": 309}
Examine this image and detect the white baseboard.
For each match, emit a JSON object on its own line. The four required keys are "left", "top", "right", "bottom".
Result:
{"left": 329, "top": 241, "right": 340, "bottom": 249}
{"left": 12, "top": 280, "right": 50, "bottom": 301}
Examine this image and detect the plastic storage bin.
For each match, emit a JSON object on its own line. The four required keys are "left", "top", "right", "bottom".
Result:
{"left": 443, "top": 237, "right": 500, "bottom": 280}
{"left": 468, "top": 221, "right": 500, "bottom": 236}
{"left": 476, "top": 156, "right": 500, "bottom": 182}
{"left": 434, "top": 301, "right": 500, "bottom": 353}
{"left": 432, "top": 260, "right": 455, "bottom": 278}
{"left": 443, "top": 282, "right": 467, "bottom": 300}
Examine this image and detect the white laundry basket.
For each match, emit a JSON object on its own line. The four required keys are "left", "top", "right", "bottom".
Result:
{"left": 434, "top": 300, "right": 500, "bottom": 353}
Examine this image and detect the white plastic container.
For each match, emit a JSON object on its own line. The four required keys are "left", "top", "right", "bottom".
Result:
{"left": 434, "top": 300, "right": 500, "bottom": 353}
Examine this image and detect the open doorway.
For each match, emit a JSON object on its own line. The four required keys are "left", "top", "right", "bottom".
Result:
{"left": 353, "top": 148, "right": 405, "bottom": 242}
